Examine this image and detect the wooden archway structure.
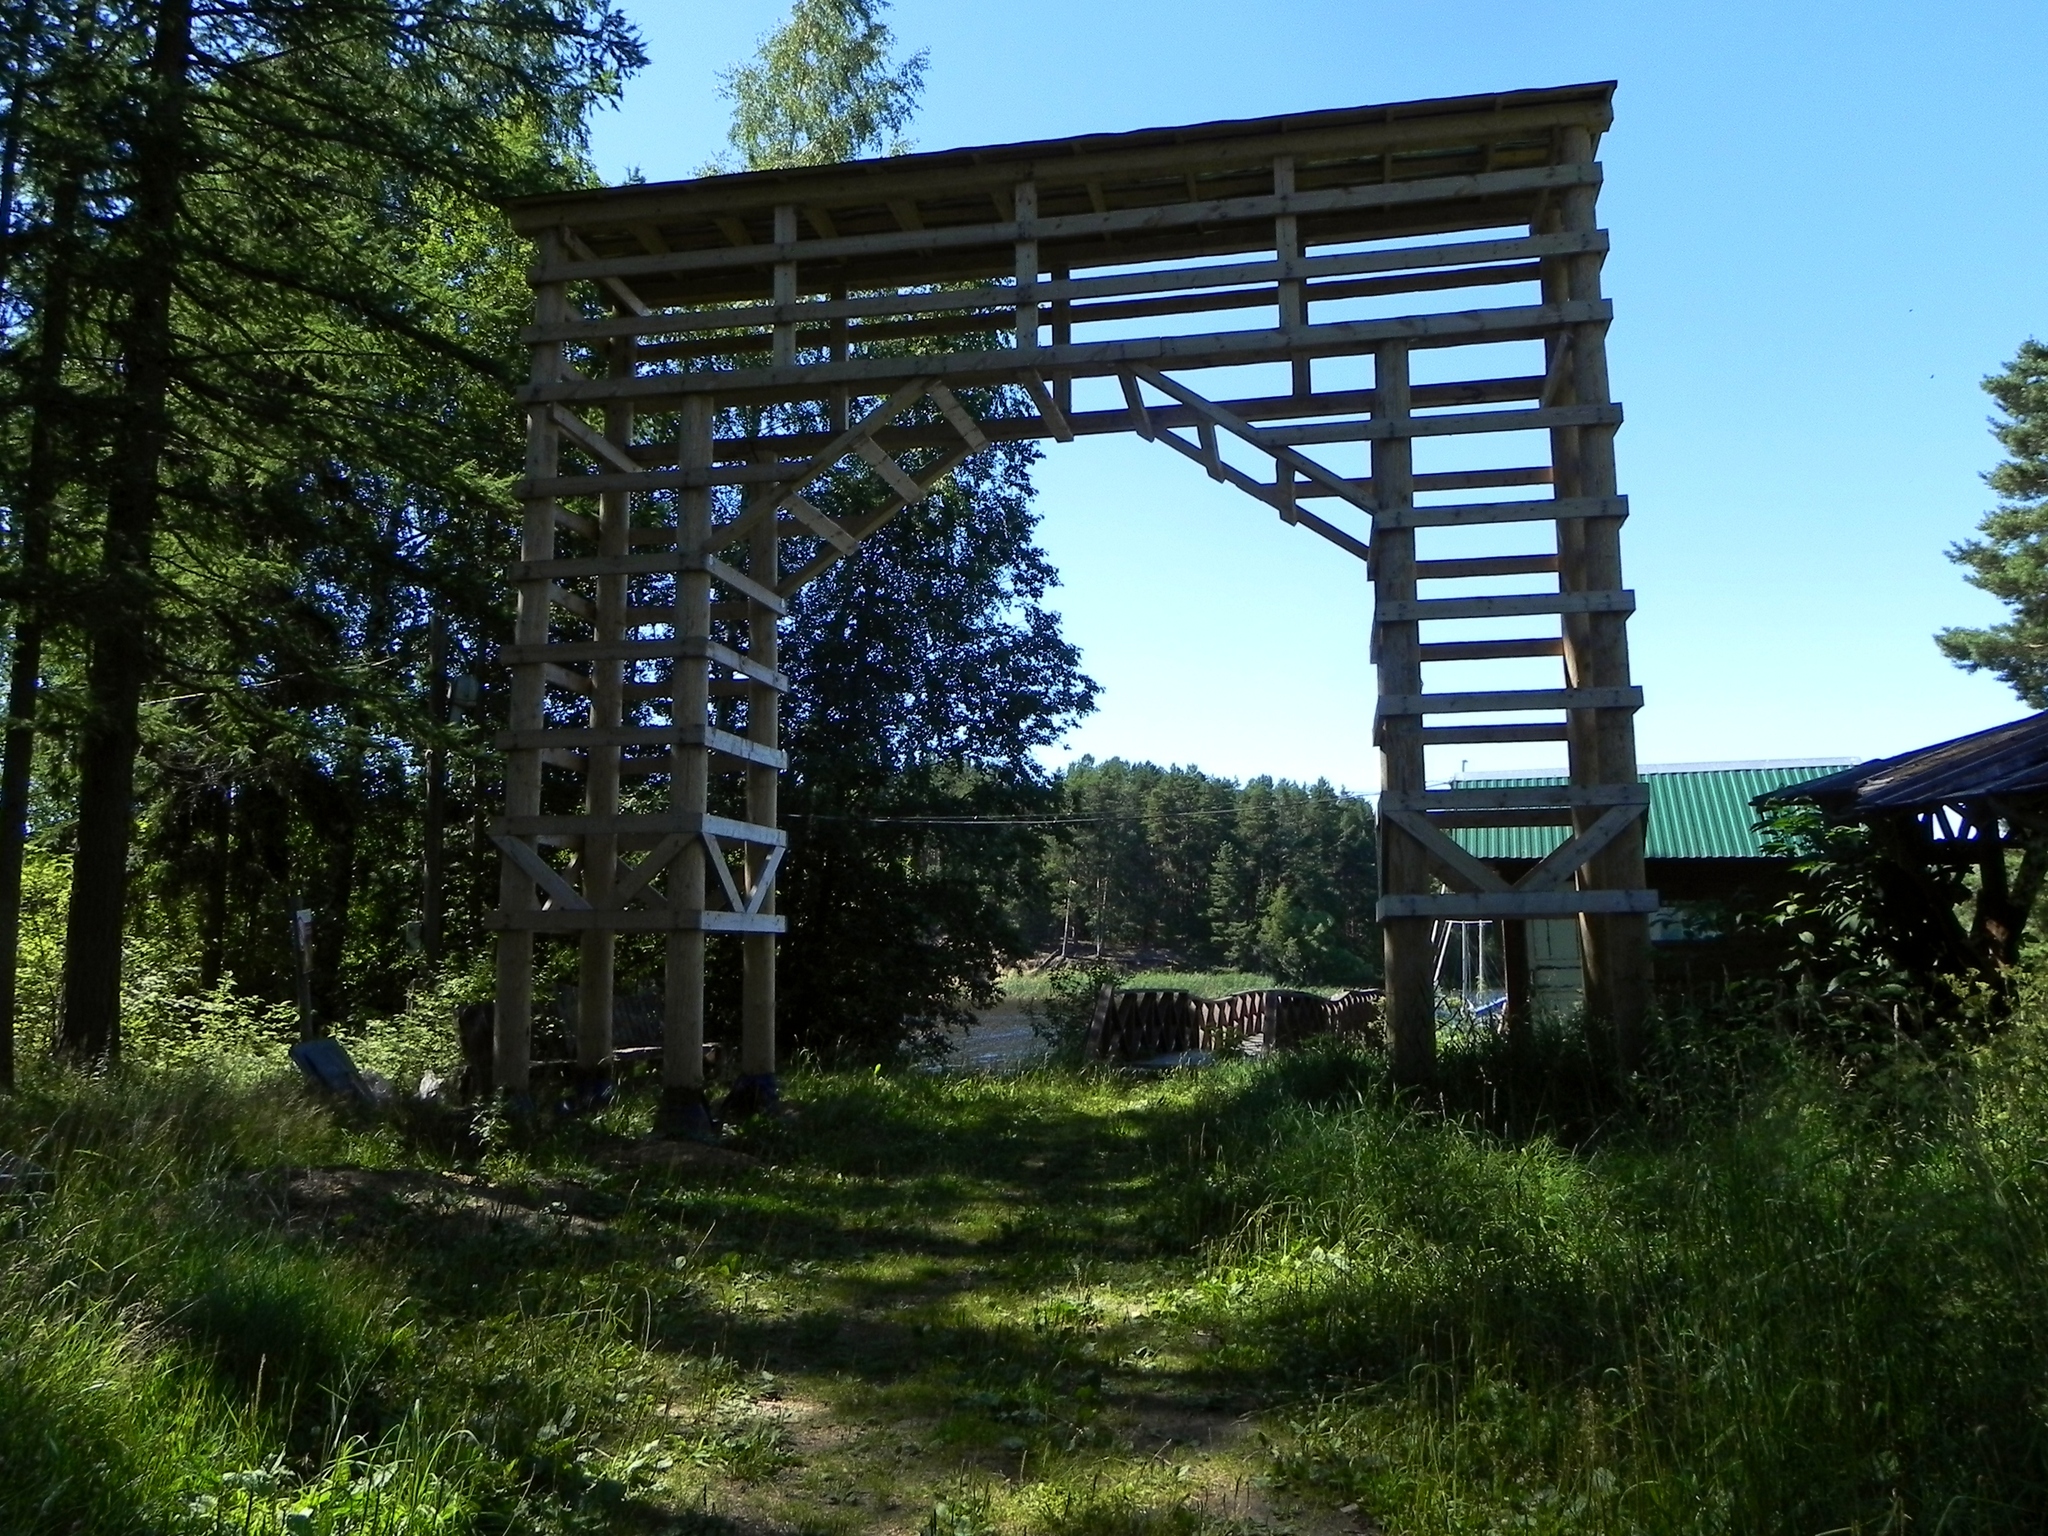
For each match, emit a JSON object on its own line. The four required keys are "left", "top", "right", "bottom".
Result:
{"left": 494, "top": 82, "right": 1656, "bottom": 1121}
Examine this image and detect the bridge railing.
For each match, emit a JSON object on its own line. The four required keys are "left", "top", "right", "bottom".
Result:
{"left": 1084, "top": 985, "right": 1382, "bottom": 1063}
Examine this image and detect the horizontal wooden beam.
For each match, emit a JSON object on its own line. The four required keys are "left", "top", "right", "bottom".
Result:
{"left": 1375, "top": 889, "right": 1660, "bottom": 920}
{"left": 1378, "top": 494, "right": 1626, "bottom": 530}
{"left": 535, "top": 163, "right": 1602, "bottom": 287}
{"left": 1381, "top": 784, "right": 1650, "bottom": 812}
{"left": 1419, "top": 723, "right": 1572, "bottom": 744}
{"left": 520, "top": 229, "right": 1608, "bottom": 345}
{"left": 488, "top": 908, "right": 787, "bottom": 934}
{"left": 1377, "top": 686, "right": 1643, "bottom": 715}
{"left": 1376, "top": 589, "right": 1634, "bottom": 623}
{"left": 1418, "top": 638, "right": 1564, "bottom": 661}
{"left": 519, "top": 300, "right": 1612, "bottom": 407}
{"left": 505, "top": 93, "right": 1611, "bottom": 237}
{"left": 494, "top": 811, "right": 787, "bottom": 846}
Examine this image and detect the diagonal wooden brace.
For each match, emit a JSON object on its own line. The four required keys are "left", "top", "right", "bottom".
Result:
{"left": 1132, "top": 366, "right": 1379, "bottom": 518}
{"left": 611, "top": 833, "right": 688, "bottom": 907}
{"left": 702, "top": 831, "right": 747, "bottom": 913}
{"left": 1515, "top": 802, "right": 1647, "bottom": 893}
{"left": 745, "top": 844, "right": 786, "bottom": 916}
{"left": 491, "top": 833, "right": 593, "bottom": 912}
{"left": 1381, "top": 809, "right": 1511, "bottom": 894}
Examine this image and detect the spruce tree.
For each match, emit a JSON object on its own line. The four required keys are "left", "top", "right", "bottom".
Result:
{"left": 1938, "top": 340, "right": 2048, "bottom": 703}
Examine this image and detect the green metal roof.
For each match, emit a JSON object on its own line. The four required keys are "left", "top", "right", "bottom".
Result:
{"left": 1443, "top": 763, "right": 1854, "bottom": 861}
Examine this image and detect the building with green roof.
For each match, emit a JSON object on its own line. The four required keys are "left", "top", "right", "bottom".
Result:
{"left": 1439, "top": 760, "right": 1853, "bottom": 1012}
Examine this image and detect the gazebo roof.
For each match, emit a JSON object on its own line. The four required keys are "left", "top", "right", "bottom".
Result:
{"left": 1755, "top": 712, "right": 2048, "bottom": 815}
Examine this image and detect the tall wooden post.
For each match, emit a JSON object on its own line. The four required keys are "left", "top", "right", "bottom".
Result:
{"left": 661, "top": 393, "right": 714, "bottom": 1135}
{"left": 494, "top": 229, "right": 563, "bottom": 1101}
{"left": 1373, "top": 340, "right": 1433, "bottom": 1084}
{"left": 576, "top": 338, "right": 633, "bottom": 1088}
{"left": 741, "top": 510, "right": 780, "bottom": 1091}
{"left": 1557, "top": 124, "right": 1650, "bottom": 1071}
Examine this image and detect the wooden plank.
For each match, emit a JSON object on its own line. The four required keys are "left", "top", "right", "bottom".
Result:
{"left": 522, "top": 231, "right": 1608, "bottom": 346}
{"left": 1020, "top": 371, "right": 1074, "bottom": 442}
{"left": 1381, "top": 494, "right": 1625, "bottom": 529}
{"left": 1381, "top": 783, "right": 1649, "bottom": 813}
{"left": 497, "top": 725, "right": 788, "bottom": 769}
{"left": 561, "top": 228, "right": 651, "bottom": 317}
{"left": 1135, "top": 367, "right": 1379, "bottom": 517}
{"left": 1415, "top": 553, "right": 1558, "bottom": 580}
{"left": 929, "top": 383, "right": 988, "bottom": 448}
{"left": 549, "top": 404, "right": 642, "bottom": 474}
{"left": 775, "top": 439, "right": 983, "bottom": 595}
{"left": 1420, "top": 722, "right": 1571, "bottom": 744}
{"left": 490, "top": 834, "right": 592, "bottom": 912}
{"left": 702, "top": 831, "right": 747, "bottom": 913}
{"left": 1375, "top": 889, "right": 1659, "bottom": 920}
{"left": 1376, "top": 589, "right": 1633, "bottom": 622}
{"left": 500, "top": 637, "right": 789, "bottom": 690}
{"left": 610, "top": 833, "right": 688, "bottom": 906}
{"left": 489, "top": 908, "right": 788, "bottom": 934}
{"left": 1377, "top": 686, "right": 1643, "bottom": 715}
{"left": 744, "top": 844, "right": 785, "bottom": 915}
{"left": 784, "top": 492, "right": 858, "bottom": 553}
{"left": 550, "top": 504, "right": 596, "bottom": 539}
{"left": 522, "top": 301, "right": 1613, "bottom": 406}
{"left": 704, "top": 555, "right": 788, "bottom": 615}
{"left": 1262, "top": 402, "right": 1622, "bottom": 447}
{"left": 542, "top": 662, "right": 592, "bottom": 695}
{"left": 1418, "top": 637, "right": 1563, "bottom": 661}
{"left": 548, "top": 582, "right": 595, "bottom": 619}
{"left": 495, "top": 811, "right": 788, "bottom": 846}
{"left": 506, "top": 94, "right": 1613, "bottom": 235}
{"left": 1118, "top": 373, "right": 1155, "bottom": 439}
{"left": 853, "top": 437, "right": 930, "bottom": 503}
{"left": 1142, "top": 419, "right": 1373, "bottom": 562}
{"left": 534, "top": 163, "right": 1604, "bottom": 286}
{"left": 1382, "top": 808, "right": 1511, "bottom": 893}
{"left": 1516, "top": 802, "right": 1647, "bottom": 892}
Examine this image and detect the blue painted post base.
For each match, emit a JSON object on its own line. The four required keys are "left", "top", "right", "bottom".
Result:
{"left": 718, "top": 1073, "right": 782, "bottom": 1122}
{"left": 653, "top": 1085, "right": 719, "bottom": 1143}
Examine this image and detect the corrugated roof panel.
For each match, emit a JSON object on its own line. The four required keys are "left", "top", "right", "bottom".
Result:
{"left": 1441, "top": 765, "right": 1848, "bottom": 861}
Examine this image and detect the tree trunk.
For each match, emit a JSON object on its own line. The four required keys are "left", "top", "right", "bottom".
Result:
{"left": 0, "top": 166, "right": 81, "bottom": 1086}
{"left": 421, "top": 612, "right": 447, "bottom": 968}
{"left": 55, "top": 0, "right": 192, "bottom": 1061}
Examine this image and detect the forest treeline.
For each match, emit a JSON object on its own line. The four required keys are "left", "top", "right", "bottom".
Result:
{"left": 0, "top": 0, "right": 1108, "bottom": 1074}
{"left": 1014, "top": 759, "right": 1379, "bottom": 985}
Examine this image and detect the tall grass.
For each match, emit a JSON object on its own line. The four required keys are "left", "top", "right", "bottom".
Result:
{"left": 1187, "top": 1023, "right": 2048, "bottom": 1533}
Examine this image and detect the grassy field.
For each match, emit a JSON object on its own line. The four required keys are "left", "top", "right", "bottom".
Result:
{"left": 5, "top": 1009, "right": 2048, "bottom": 1533}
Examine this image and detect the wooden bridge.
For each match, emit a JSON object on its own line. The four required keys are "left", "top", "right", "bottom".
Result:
{"left": 1085, "top": 986, "right": 1383, "bottom": 1064}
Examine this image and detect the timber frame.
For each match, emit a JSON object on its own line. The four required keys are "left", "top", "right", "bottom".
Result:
{"left": 496, "top": 81, "right": 1656, "bottom": 1100}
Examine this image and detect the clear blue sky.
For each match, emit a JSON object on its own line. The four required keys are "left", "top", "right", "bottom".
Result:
{"left": 585, "top": 0, "right": 2048, "bottom": 791}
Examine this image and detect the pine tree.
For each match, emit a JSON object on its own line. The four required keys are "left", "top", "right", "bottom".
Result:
{"left": 1938, "top": 340, "right": 2048, "bottom": 703}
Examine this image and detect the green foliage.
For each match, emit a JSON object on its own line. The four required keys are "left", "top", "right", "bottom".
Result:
{"left": 1748, "top": 801, "right": 1982, "bottom": 1042}
{"left": 1939, "top": 338, "right": 2048, "bottom": 701}
{"left": 1023, "top": 957, "right": 1119, "bottom": 1061}
{"left": 716, "top": 0, "right": 928, "bottom": 171}
{"left": 1026, "top": 759, "right": 1377, "bottom": 983}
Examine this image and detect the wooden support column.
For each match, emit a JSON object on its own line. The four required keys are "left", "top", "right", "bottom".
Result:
{"left": 741, "top": 511, "right": 780, "bottom": 1083}
{"left": 1051, "top": 263, "right": 1072, "bottom": 416}
{"left": 662, "top": 393, "right": 714, "bottom": 1129}
{"left": 1275, "top": 155, "right": 1310, "bottom": 397}
{"left": 1558, "top": 123, "right": 1649, "bottom": 1071}
{"left": 576, "top": 339, "right": 633, "bottom": 1083}
{"left": 1373, "top": 339, "right": 1433, "bottom": 1084}
{"left": 1014, "top": 181, "right": 1038, "bottom": 354}
{"left": 495, "top": 228, "right": 563, "bottom": 1100}
{"left": 830, "top": 278, "right": 849, "bottom": 432}
{"left": 1538, "top": 205, "right": 1602, "bottom": 1025}
{"left": 772, "top": 205, "right": 798, "bottom": 369}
